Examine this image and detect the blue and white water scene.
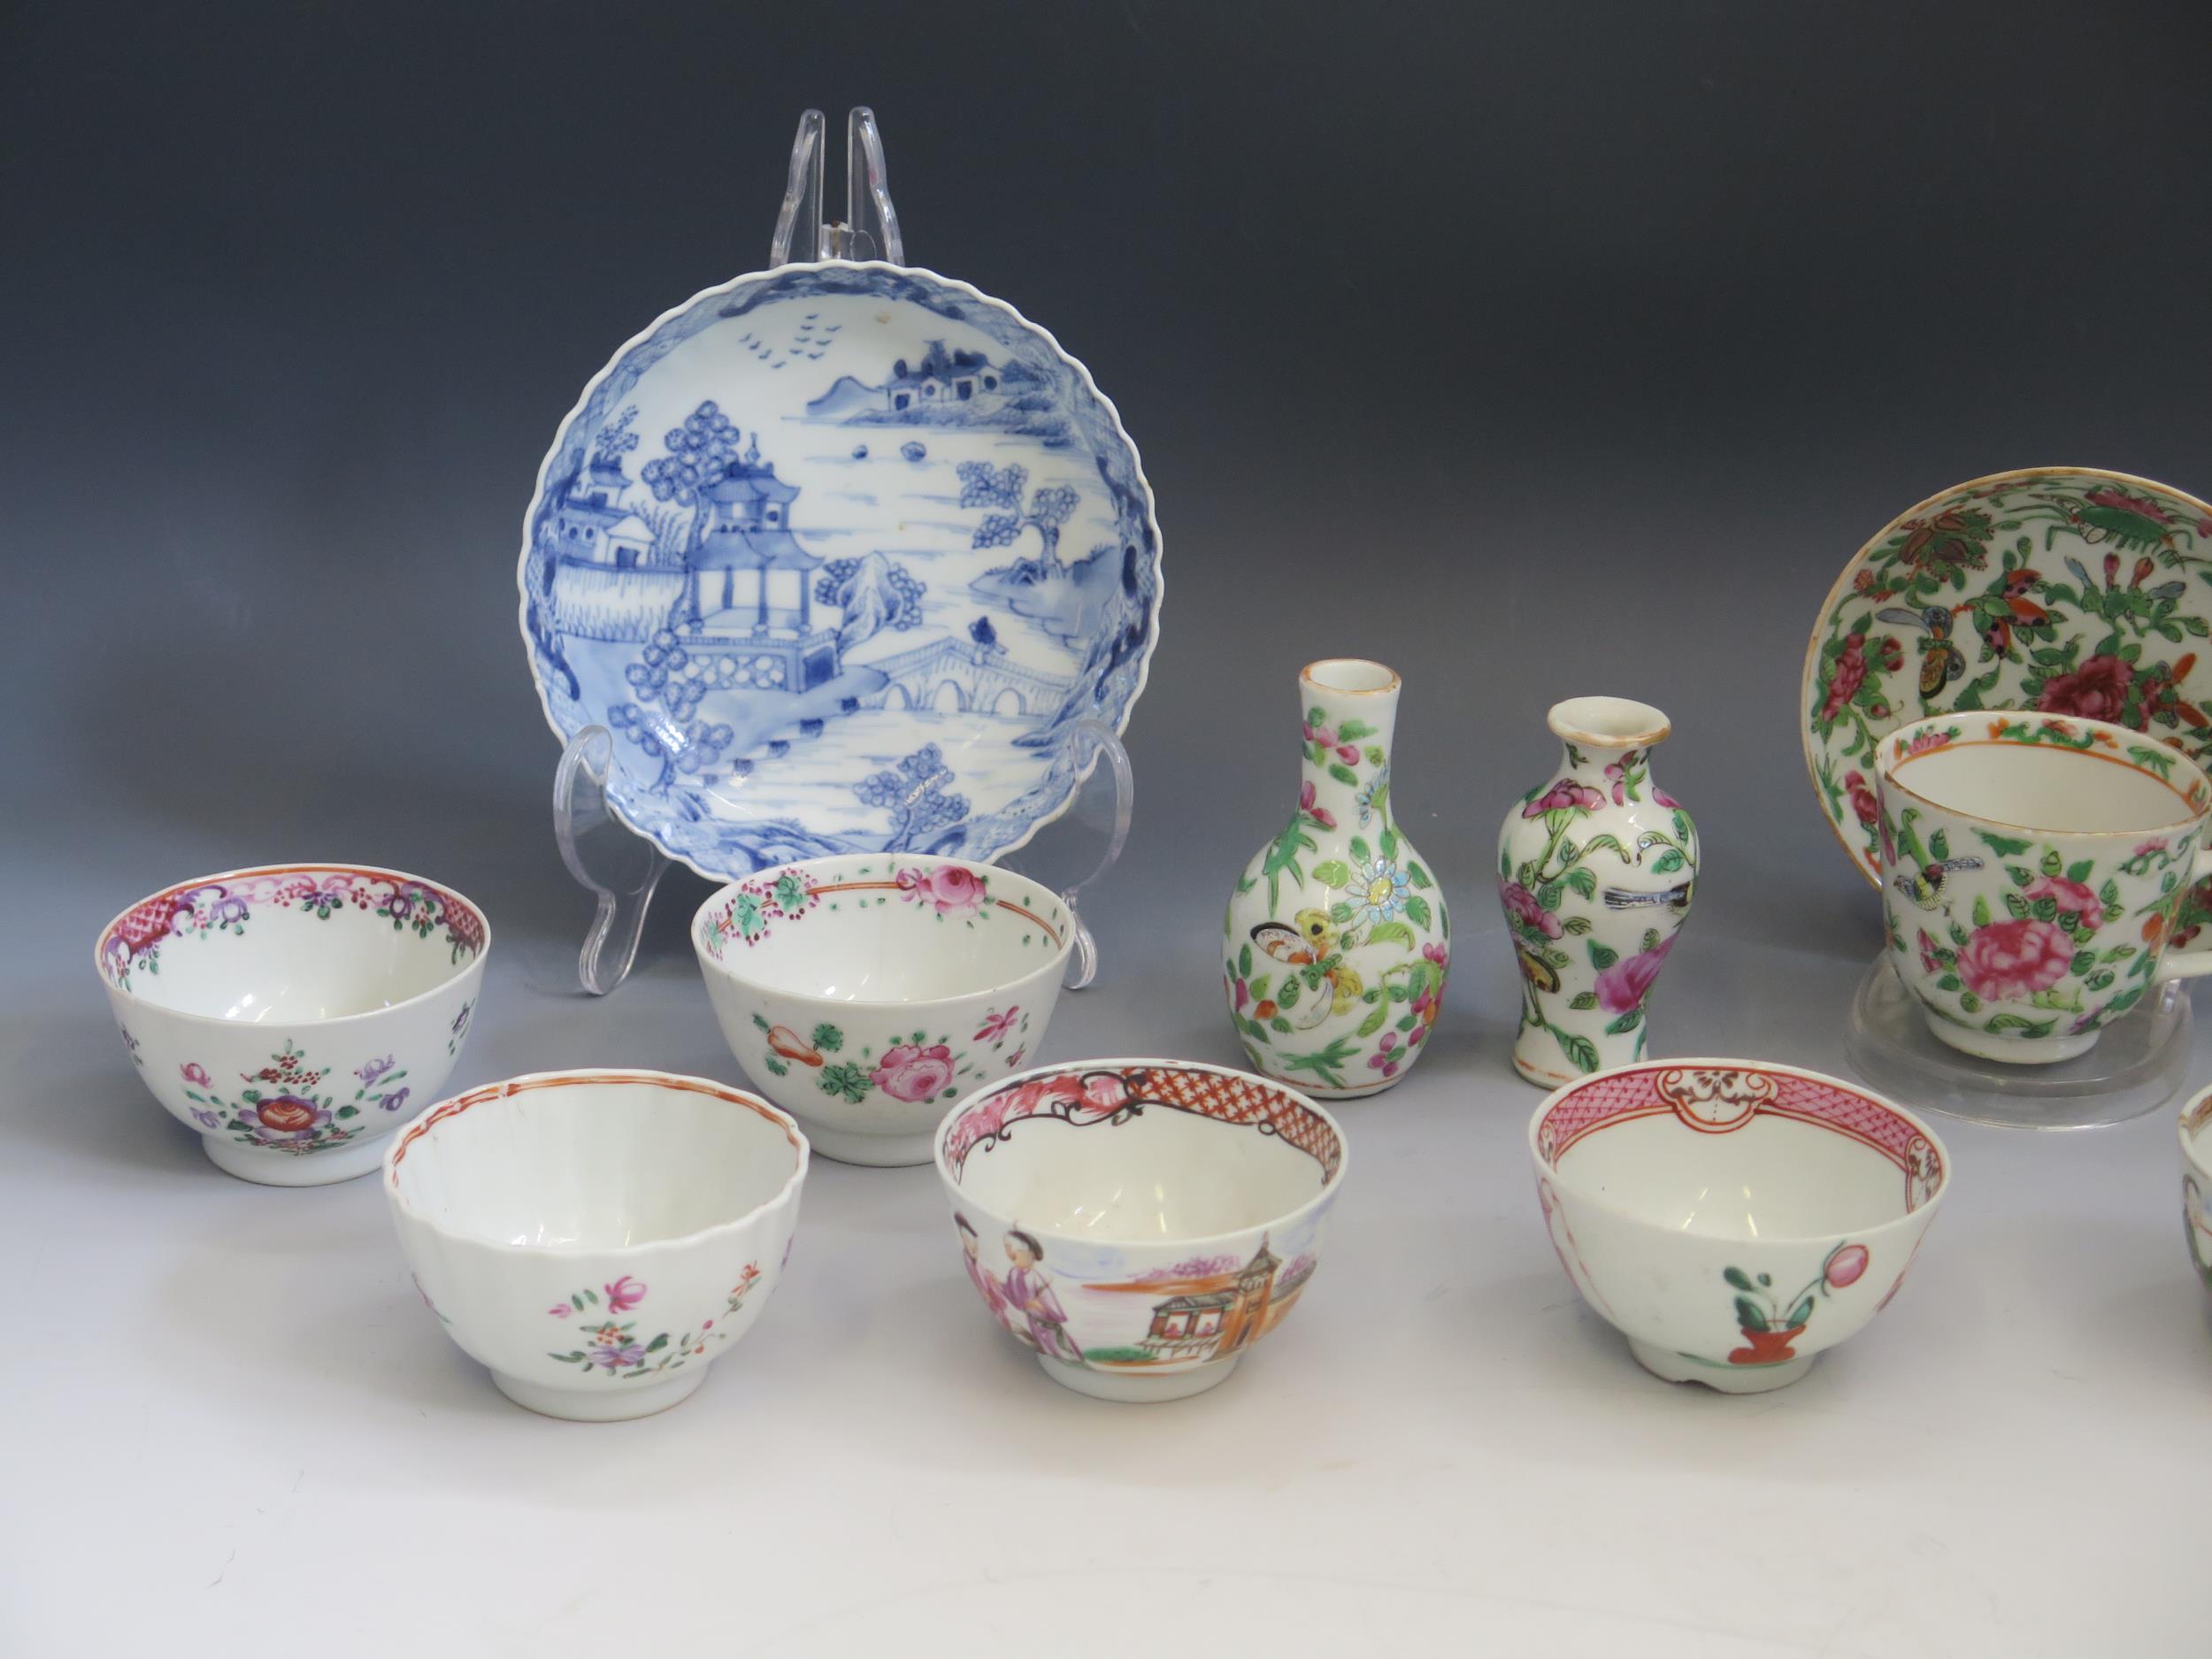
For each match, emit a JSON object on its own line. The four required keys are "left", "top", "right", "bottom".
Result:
{"left": 519, "top": 265, "right": 1162, "bottom": 880}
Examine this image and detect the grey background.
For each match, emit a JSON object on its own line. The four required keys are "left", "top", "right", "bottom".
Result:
{"left": 8, "top": 6, "right": 2212, "bottom": 1650}
{"left": 6, "top": 0, "right": 2212, "bottom": 1120}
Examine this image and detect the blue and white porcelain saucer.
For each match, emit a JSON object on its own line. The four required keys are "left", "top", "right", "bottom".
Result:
{"left": 518, "top": 263, "right": 1163, "bottom": 882}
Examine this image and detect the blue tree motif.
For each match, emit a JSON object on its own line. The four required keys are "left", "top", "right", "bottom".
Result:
{"left": 956, "top": 460, "right": 1079, "bottom": 579}
{"left": 856, "top": 744, "right": 968, "bottom": 850}
{"left": 593, "top": 405, "right": 640, "bottom": 465}
{"left": 610, "top": 629, "right": 739, "bottom": 790}
{"left": 813, "top": 557, "right": 926, "bottom": 630}
{"left": 641, "top": 402, "right": 746, "bottom": 624}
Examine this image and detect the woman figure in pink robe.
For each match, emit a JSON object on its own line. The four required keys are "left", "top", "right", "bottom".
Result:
{"left": 955, "top": 1214, "right": 1021, "bottom": 1340}
{"left": 1002, "top": 1228, "right": 1084, "bottom": 1363}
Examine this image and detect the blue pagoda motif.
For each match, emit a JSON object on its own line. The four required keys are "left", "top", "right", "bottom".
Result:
{"left": 681, "top": 435, "right": 836, "bottom": 691}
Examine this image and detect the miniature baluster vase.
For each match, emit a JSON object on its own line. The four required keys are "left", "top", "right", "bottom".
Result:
{"left": 1224, "top": 659, "right": 1450, "bottom": 1098}
{"left": 1499, "top": 697, "right": 1698, "bottom": 1088}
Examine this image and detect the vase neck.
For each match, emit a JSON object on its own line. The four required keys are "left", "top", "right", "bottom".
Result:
{"left": 1298, "top": 672, "right": 1399, "bottom": 834}
{"left": 1556, "top": 735, "right": 1661, "bottom": 786}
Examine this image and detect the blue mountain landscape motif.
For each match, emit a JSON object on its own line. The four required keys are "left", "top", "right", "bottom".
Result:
{"left": 518, "top": 265, "right": 1160, "bottom": 881}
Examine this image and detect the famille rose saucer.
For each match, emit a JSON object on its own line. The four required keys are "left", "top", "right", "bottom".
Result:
{"left": 1802, "top": 468, "right": 2212, "bottom": 902}
{"left": 518, "top": 262, "right": 1163, "bottom": 883}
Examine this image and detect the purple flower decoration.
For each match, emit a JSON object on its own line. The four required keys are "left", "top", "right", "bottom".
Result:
{"left": 356, "top": 1056, "right": 397, "bottom": 1087}
{"left": 588, "top": 1341, "right": 645, "bottom": 1371}
{"left": 190, "top": 1107, "right": 220, "bottom": 1130}
{"left": 450, "top": 1002, "right": 473, "bottom": 1036}
{"left": 378, "top": 1088, "right": 410, "bottom": 1114}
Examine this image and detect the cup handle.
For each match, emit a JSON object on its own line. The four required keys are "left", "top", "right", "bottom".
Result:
{"left": 2155, "top": 842, "right": 2212, "bottom": 982}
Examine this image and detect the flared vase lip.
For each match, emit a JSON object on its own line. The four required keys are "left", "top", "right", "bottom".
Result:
{"left": 1301, "top": 657, "right": 1402, "bottom": 698}
{"left": 1547, "top": 695, "right": 1671, "bottom": 749}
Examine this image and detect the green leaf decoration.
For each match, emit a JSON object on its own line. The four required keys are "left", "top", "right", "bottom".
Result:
{"left": 1785, "top": 1298, "right": 1816, "bottom": 1329}
{"left": 1329, "top": 901, "right": 1355, "bottom": 925}
{"left": 1329, "top": 763, "right": 1358, "bottom": 787}
{"left": 750, "top": 1012, "right": 771, "bottom": 1031}
{"left": 1268, "top": 1016, "right": 1292, "bottom": 1033}
{"left": 1336, "top": 718, "right": 1375, "bottom": 742}
{"left": 2065, "top": 858, "right": 2095, "bottom": 885}
{"left": 2006, "top": 864, "right": 2033, "bottom": 887}
{"left": 336, "top": 1105, "right": 357, "bottom": 1119}
{"left": 1239, "top": 944, "right": 1253, "bottom": 978}
{"left": 1971, "top": 895, "right": 1992, "bottom": 927}
{"left": 1356, "top": 1005, "right": 1388, "bottom": 1038}
{"left": 1723, "top": 1266, "right": 1755, "bottom": 1292}
{"left": 1554, "top": 1029, "right": 1600, "bottom": 1073}
{"left": 1930, "top": 827, "right": 1951, "bottom": 861}
{"left": 1407, "top": 862, "right": 1433, "bottom": 890}
{"left": 1379, "top": 827, "right": 1400, "bottom": 859}
{"left": 1350, "top": 835, "right": 1372, "bottom": 864}
{"left": 1652, "top": 848, "right": 1687, "bottom": 875}
{"left": 1604, "top": 1008, "right": 1643, "bottom": 1035}
{"left": 1569, "top": 990, "right": 1599, "bottom": 1010}
{"left": 1588, "top": 941, "right": 1619, "bottom": 970}
{"left": 1279, "top": 976, "right": 1302, "bottom": 1009}
{"left": 1537, "top": 882, "right": 1564, "bottom": 910}
{"left": 2003, "top": 891, "right": 2029, "bottom": 919}
{"left": 1563, "top": 915, "right": 1593, "bottom": 933}
{"left": 811, "top": 1023, "right": 844, "bottom": 1051}
{"left": 1311, "top": 859, "right": 1351, "bottom": 888}
{"left": 1366, "top": 921, "right": 1417, "bottom": 950}
{"left": 1403, "top": 895, "right": 1432, "bottom": 929}
{"left": 1308, "top": 705, "right": 1326, "bottom": 726}
{"left": 1365, "top": 745, "right": 1386, "bottom": 765}
{"left": 1563, "top": 867, "right": 1597, "bottom": 898}
{"left": 2041, "top": 848, "right": 2063, "bottom": 876}
{"left": 1733, "top": 1295, "right": 1770, "bottom": 1333}
{"left": 645, "top": 1334, "right": 669, "bottom": 1353}
{"left": 1959, "top": 991, "right": 1982, "bottom": 1012}
{"left": 1936, "top": 973, "right": 1961, "bottom": 992}
{"left": 1642, "top": 927, "right": 1661, "bottom": 952}
{"left": 2029, "top": 896, "right": 2059, "bottom": 923}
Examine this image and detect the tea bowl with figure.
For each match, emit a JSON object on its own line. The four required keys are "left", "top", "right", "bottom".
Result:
{"left": 934, "top": 1058, "right": 1348, "bottom": 1403}
{"left": 1530, "top": 1058, "right": 1949, "bottom": 1393}
{"left": 694, "top": 853, "right": 1074, "bottom": 1167}
{"left": 96, "top": 864, "right": 489, "bottom": 1187}
{"left": 384, "top": 1069, "right": 807, "bottom": 1422}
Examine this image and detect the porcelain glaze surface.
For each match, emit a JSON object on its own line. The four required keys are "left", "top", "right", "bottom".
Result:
{"left": 1498, "top": 697, "right": 1697, "bottom": 1088}
{"left": 693, "top": 854, "right": 1071, "bottom": 1166}
{"left": 2178, "top": 1087, "right": 2212, "bottom": 1295}
{"left": 1803, "top": 467, "right": 2212, "bottom": 916}
{"left": 1530, "top": 1059, "right": 1948, "bottom": 1393}
{"left": 1875, "top": 711, "right": 2212, "bottom": 1063}
{"left": 97, "top": 864, "right": 488, "bottom": 1186}
{"left": 384, "top": 1070, "right": 806, "bottom": 1421}
{"left": 1223, "top": 660, "right": 1448, "bottom": 1098}
{"left": 935, "top": 1060, "right": 1345, "bottom": 1402}
{"left": 518, "top": 262, "right": 1163, "bottom": 884}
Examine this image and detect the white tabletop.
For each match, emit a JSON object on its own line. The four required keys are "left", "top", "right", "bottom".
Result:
{"left": 10, "top": 897, "right": 2208, "bottom": 1659}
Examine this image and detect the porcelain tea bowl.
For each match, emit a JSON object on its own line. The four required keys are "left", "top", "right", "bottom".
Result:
{"left": 933, "top": 1059, "right": 1348, "bottom": 1403}
{"left": 1529, "top": 1059, "right": 1949, "bottom": 1393}
{"left": 1874, "top": 711, "right": 2212, "bottom": 1064}
{"left": 693, "top": 853, "right": 1074, "bottom": 1168}
{"left": 384, "top": 1069, "right": 807, "bottom": 1422}
{"left": 96, "top": 864, "right": 489, "bottom": 1187}
{"left": 2178, "top": 1087, "right": 2212, "bottom": 1295}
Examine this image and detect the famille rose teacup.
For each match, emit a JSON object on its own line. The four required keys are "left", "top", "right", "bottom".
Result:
{"left": 2178, "top": 1087, "right": 2212, "bottom": 1297}
{"left": 96, "top": 864, "right": 489, "bottom": 1187}
{"left": 934, "top": 1059, "right": 1348, "bottom": 1403}
{"left": 384, "top": 1070, "right": 807, "bottom": 1422}
{"left": 1530, "top": 1059, "right": 1948, "bottom": 1393}
{"left": 693, "top": 854, "right": 1074, "bottom": 1168}
{"left": 1873, "top": 712, "right": 2212, "bottom": 1064}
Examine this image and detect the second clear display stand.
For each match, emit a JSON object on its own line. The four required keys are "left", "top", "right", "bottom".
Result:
{"left": 548, "top": 108, "right": 1133, "bottom": 996}
{"left": 1844, "top": 952, "right": 2193, "bottom": 1130}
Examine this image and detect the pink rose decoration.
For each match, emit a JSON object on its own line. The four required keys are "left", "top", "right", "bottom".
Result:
{"left": 1824, "top": 1244, "right": 1870, "bottom": 1289}
{"left": 604, "top": 1275, "right": 646, "bottom": 1314}
{"left": 1499, "top": 879, "right": 1563, "bottom": 939}
{"left": 180, "top": 1062, "right": 211, "bottom": 1087}
{"left": 898, "top": 864, "right": 986, "bottom": 917}
{"left": 1916, "top": 929, "right": 1941, "bottom": 974}
{"left": 1822, "top": 633, "right": 1869, "bottom": 722}
{"left": 1298, "top": 780, "right": 1336, "bottom": 831}
{"left": 2024, "top": 875, "right": 2100, "bottom": 921}
{"left": 1955, "top": 918, "right": 2072, "bottom": 1002}
{"left": 1524, "top": 780, "right": 1605, "bottom": 818}
{"left": 1842, "top": 769, "right": 1878, "bottom": 828}
{"left": 872, "top": 1042, "right": 956, "bottom": 1102}
{"left": 2036, "top": 654, "right": 2132, "bottom": 720}
{"left": 1596, "top": 935, "right": 1676, "bottom": 1014}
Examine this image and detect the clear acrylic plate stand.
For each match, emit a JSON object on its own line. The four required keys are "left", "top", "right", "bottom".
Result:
{"left": 549, "top": 108, "right": 1132, "bottom": 995}
{"left": 1843, "top": 952, "right": 2193, "bottom": 1129}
